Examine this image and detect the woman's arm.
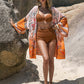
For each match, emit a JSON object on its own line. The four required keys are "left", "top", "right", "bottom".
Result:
{"left": 54, "top": 7, "right": 69, "bottom": 37}
{"left": 10, "top": 6, "right": 36, "bottom": 34}
{"left": 57, "top": 16, "right": 69, "bottom": 37}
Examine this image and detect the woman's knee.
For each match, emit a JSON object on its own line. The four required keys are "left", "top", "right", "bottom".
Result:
{"left": 49, "top": 57, "right": 54, "bottom": 64}
{"left": 43, "top": 56, "right": 49, "bottom": 64}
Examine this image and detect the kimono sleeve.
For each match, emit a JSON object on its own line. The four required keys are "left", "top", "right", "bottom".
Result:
{"left": 12, "top": 17, "right": 27, "bottom": 34}
{"left": 12, "top": 6, "right": 36, "bottom": 34}
{"left": 54, "top": 8, "right": 69, "bottom": 37}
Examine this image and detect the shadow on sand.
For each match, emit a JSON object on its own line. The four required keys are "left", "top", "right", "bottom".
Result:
{"left": 40, "top": 77, "right": 84, "bottom": 84}
{"left": 0, "top": 59, "right": 84, "bottom": 84}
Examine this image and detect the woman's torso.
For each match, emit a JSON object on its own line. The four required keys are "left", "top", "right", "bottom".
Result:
{"left": 36, "top": 6, "right": 53, "bottom": 29}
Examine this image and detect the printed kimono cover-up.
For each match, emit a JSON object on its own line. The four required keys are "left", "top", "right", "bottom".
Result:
{"left": 12, "top": 5, "right": 69, "bottom": 59}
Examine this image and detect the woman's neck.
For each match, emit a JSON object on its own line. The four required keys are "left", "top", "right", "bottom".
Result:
{"left": 41, "top": 3, "right": 46, "bottom": 9}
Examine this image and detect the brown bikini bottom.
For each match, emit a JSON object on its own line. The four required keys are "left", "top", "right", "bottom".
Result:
{"left": 36, "top": 28, "right": 57, "bottom": 44}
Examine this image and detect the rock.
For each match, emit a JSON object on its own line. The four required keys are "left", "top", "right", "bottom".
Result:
{"left": 1, "top": 50, "right": 18, "bottom": 67}
{"left": 13, "top": 0, "right": 36, "bottom": 19}
{"left": 52, "top": 0, "right": 84, "bottom": 6}
{"left": 0, "top": 60, "right": 26, "bottom": 80}
{"left": 0, "top": 0, "right": 28, "bottom": 80}
{"left": 57, "top": 3, "right": 84, "bottom": 67}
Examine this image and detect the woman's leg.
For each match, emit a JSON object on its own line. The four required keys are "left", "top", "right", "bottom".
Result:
{"left": 48, "top": 39, "right": 56, "bottom": 84}
{"left": 37, "top": 39, "right": 49, "bottom": 84}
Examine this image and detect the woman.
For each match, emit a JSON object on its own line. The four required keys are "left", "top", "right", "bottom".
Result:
{"left": 9, "top": 0, "right": 69, "bottom": 84}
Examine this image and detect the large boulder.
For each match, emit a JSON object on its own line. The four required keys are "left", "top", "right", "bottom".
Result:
{"left": 57, "top": 2, "right": 84, "bottom": 66}
{"left": 52, "top": 0, "right": 84, "bottom": 6}
{"left": 13, "top": 0, "right": 36, "bottom": 19}
{"left": 0, "top": 0, "right": 28, "bottom": 80}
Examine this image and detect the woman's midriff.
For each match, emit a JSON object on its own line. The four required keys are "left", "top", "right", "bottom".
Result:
{"left": 36, "top": 27, "right": 56, "bottom": 44}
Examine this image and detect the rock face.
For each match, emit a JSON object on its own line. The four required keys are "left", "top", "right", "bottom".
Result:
{"left": 57, "top": 2, "right": 84, "bottom": 66}
{"left": 13, "top": 0, "right": 36, "bottom": 19}
{"left": 52, "top": 0, "right": 84, "bottom": 6}
{"left": 0, "top": 0, "right": 28, "bottom": 80}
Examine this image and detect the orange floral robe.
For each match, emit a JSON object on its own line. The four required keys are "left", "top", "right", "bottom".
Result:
{"left": 12, "top": 5, "right": 69, "bottom": 59}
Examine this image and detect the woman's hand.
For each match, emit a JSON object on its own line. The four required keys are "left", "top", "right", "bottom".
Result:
{"left": 9, "top": 18, "right": 14, "bottom": 26}
{"left": 52, "top": 24, "right": 59, "bottom": 31}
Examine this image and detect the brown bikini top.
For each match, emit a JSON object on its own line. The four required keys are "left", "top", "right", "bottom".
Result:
{"left": 36, "top": 8, "right": 52, "bottom": 22}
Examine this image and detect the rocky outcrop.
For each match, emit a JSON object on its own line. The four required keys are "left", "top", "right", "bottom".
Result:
{"left": 0, "top": 0, "right": 28, "bottom": 80}
{"left": 52, "top": 0, "right": 84, "bottom": 6}
{"left": 57, "top": 2, "right": 84, "bottom": 66}
{"left": 13, "top": 0, "right": 36, "bottom": 19}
